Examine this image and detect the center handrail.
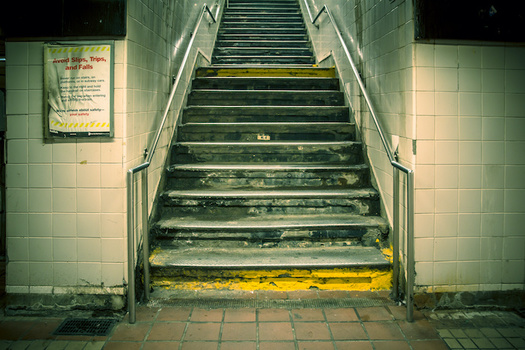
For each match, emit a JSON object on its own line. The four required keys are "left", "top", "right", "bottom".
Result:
{"left": 302, "top": 1, "right": 415, "bottom": 321}
{"left": 126, "top": 2, "right": 220, "bottom": 324}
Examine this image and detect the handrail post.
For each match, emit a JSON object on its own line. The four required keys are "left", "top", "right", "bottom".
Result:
{"left": 406, "top": 170, "right": 415, "bottom": 322}
{"left": 392, "top": 168, "right": 400, "bottom": 300}
{"left": 142, "top": 169, "right": 150, "bottom": 301}
{"left": 127, "top": 170, "right": 136, "bottom": 324}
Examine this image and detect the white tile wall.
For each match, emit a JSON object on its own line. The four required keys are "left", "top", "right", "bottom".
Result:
{"left": 5, "top": 0, "right": 220, "bottom": 295}
{"left": 304, "top": 0, "right": 525, "bottom": 292}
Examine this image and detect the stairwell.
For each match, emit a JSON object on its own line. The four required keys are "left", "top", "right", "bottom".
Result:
{"left": 148, "top": 0, "right": 392, "bottom": 293}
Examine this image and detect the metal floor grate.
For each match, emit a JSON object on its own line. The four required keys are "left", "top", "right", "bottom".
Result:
{"left": 148, "top": 297, "right": 394, "bottom": 309}
{"left": 53, "top": 318, "right": 117, "bottom": 336}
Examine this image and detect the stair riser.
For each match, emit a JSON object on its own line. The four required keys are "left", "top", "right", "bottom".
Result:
{"left": 182, "top": 109, "right": 350, "bottom": 123}
{"left": 221, "top": 23, "right": 305, "bottom": 30}
{"left": 160, "top": 197, "right": 380, "bottom": 217}
{"left": 171, "top": 143, "right": 363, "bottom": 164}
{"left": 212, "top": 57, "right": 315, "bottom": 65}
{"left": 192, "top": 78, "right": 337, "bottom": 90}
{"left": 187, "top": 91, "right": 344, "bottom": 107}
{"left": 153, "top": 226, "right": 386, "bottom": 248}
{"left": 177, "top": 130, "right": 354, "bottom": 142}
{"left": 213, "top": 48, "right": 312, "bottom": 57}
{"left": 222, "top": 17, "right": 303, "bottom": 22}
{"left": 219, "top": 28, "right": 306, "bottom": 34}
{"left": 215, "top": 41, "right": 310, "bottom": 48}
{"left": 166, "top": 168, "right": 369, "bottom": 190}
{"left": 217, "top": 35, "right": 308, "bottom": 41}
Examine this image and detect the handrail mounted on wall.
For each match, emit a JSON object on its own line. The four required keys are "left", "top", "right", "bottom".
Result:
{"left": 126, "top": 2, "right": 219, "bottom": 324}
{"left": 302, "top": 1, "right": 415, "bottom": 322}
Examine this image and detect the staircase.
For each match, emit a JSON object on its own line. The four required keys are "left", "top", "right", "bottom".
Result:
{"left": 148, "top": 0, "right": 392, "bottom": 293}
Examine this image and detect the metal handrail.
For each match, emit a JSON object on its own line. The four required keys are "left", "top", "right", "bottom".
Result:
{"left": 302, "top": 1, "right": 415, "bottom": 321}
{"left": 126, "top": 2, "right": 219, "bottom": 324}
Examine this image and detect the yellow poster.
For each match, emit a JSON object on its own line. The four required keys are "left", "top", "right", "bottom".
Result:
{"left": 44, "top": 42, "right": 113, "bottom": 137}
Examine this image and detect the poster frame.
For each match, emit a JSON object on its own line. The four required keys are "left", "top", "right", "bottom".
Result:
{"left": 44, "top": 40, "right": 114, "bottom": 139}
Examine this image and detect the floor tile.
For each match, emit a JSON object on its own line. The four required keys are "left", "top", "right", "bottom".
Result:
{"left": 110, "top": 323, "right": 151, "bottom": 342}
{"left": 221, "top": 322, "right": 256, "bottom": 341}
{"left": 363, "top": 322, "right": 404, "bottom": 340}
{"left": 318, "top": 290, "right": 349, "bottom": 299}
{"left": 220, "top": 341, "right": 257, "bottom": 350}
{"left": 258, "top": 309, "right": 290, "bottom": 322}
{"left": 180, "top": 341, "right": 218, "bottom": 350}
{"left": 324, "top": 308, "right": 359, "bottom": 322}
{"left": 147, "top": 322, "right": 185, "bottom": 341}
{"left": 258, "top": 291, "right": 288, "bottom": 300}
{"left": 397, "top": 319, "right": 440, "bottom": 340}
{"left": 329, "top": 322, "right": 368, "bottom": 340}
{"left": 410, "top": 340, "right": 450, "bottom": 350}
{"left": 488, "top": 337, "right": 513, "bottom": 348}
{"left": 258, "top": 342, "right": 296, "bottom": 350}
{"left": 297, "top": 341, "right": 335, "bottom": 349}
{"left": 294, "top": 322, "right": 331, "bottom": 340}
{"left": 372, "top": 341, "right": 411, "bottom": 350}
{"left": 287, "top": 290, "right": 318, "bottom": 300}
{"left": 258, "top": 322, "right": 294, "bottom": 341}
{"left": 103, "top": 342, "right": 142, "bottom": 350}
{"left": 292, "top": 308, "right": 325, "bottom": 321}
{"left": 22, "top": 319, "right": 62, "bottom": 340}
{"left": 184, "top": 323, "right": 221, "bottom": 341}
{"left": 223, "top": 308, "right": 256, "bottom": 322}
{"left": 190, "top": 308, "right": 223, "bottom": 322}
{"left": 334, "top": 341, "right": 373, "bottom": 350}
{"left": 357, "top": 307, "right": 393, "bottom": 321}
{"left": 156, "top": 307, "right": 191, "bottom": 321}
{"left": 0, "top": 321, "right": 36, "bottom": 340}
{"left": 142, "top": 342, "right": 180, "bottom": 350}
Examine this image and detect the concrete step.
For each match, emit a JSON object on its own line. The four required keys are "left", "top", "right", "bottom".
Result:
{"left": 218, "top": 28, "right": 307, "bottom": 35}
{"left": 149, "top": 246, "right": 392, "bottom": 292}
{"left": 215, "top": 40, "right": 310, "bottom": 48}
{"left": 171, "top": 141, "right": 363, "bottom": 164}
{"left": 160, "top": 188, "right": 380, "bottom": 216}
{"left": 212, "top": 56, "right": 315, "bottom": 65}
{"left": 166, "top": 164, "right": 370, "bottom": 190}
{"left": 182, "top": 106, "right": 350, "bottom": 123}
{"left": 213, "top": 47, "right": 312, "bottom": 57}
{"left": 153, "top": 214, "right": 387, "bottom": 248}
{"left": 177, "top": 122, "right": 354, "bottom": 142}
{"left": 166, "top": 163, "right": 370, "bottom": 190}
{"left": 222, "top": 16, "right": 303, "bottom": 23}
{"left": 187, "top": 90, "right": 343, "bottom": 106}
{"left": 191, "top": 77, "right": 338, "bottom": 90}
{"left": 195, "top": 67, "right": 335, "bottom": 78}
{"left": 217, "top": 34, "right": 308, "bottom": 41}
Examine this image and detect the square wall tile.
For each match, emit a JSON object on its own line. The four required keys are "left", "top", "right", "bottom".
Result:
{"left": 101, "top": 213, "right": 125, "bottom": 238}
{"left": 480, "top": 261, "right": 502, "bottom": 284}
{"left": 482, "top": 189, "right": 504, "bottom": 213}
{"left": 77, "top": 189, "right": 101, "bottom": 213}
{"left": 77, "top": 164, "right": 101, "bottom": 188}
{"left": 78, "top": 263, "right": 102, "bottom": 285}
{"left": 7, "top": 139, "right": 28, "bottom": 164}
{"left": 415, "top": 189, "right": 435, "bottom": 214}
{"left": 102, "top": 263, "right": 124, "bottom": 286}
{"left": 457, "top": 261, "right": 481, "bottom": 284}
{"left": 6, "top": 188, "right": 28, "bottom": 213}
{"left": 101, "top": 238, "right": 124, "bottom": 263}
{"left": 6, "top": 90, "right": 28, "bottom": 115}
{"left": 458, "top": 213, "right": 481, "bottom": 237}
{"left": 502, "top": 260, "right": 525, "bottom": 284}
{"left": 52, "top": 213, "right": 77, "bottom": 237}
{"left": 7, "top": 262, "right": 29, "bottom": 285}
{"left": 6, "top": 213, "right": 28, "bottom": 237}
{"left": 435, "top": 117, "right": 458, "bottom": 140}
{"left": 459, "top": 69, "right": 481, "bottom": 92}
{"left": 52, "top": 189, "right": 76, "bottom": 213}
{"left": 482, "top": 93, "right": 504, "bottom": 117}
{"left": 101, "top": 164, "right": 124, "bottom": 188}
{"left": 459, "top": 92, "right": 482, "bottom": 116}
{"left": 435, "top": 141, "right": 458, "bottom": 164}
{"left": 434, "top": 262, "right": 457, "bottom": 285}
{"left": 435, "top": 214, "right": 458, "bottom": 237}
{"left": 459, "top": 190, "right": 481, "bottom": 213}
{"left": 101, "top": 140, "right": 124, "bottom": 163}
{"left": 436, "top": 189, "right": 458, "bottom": 213}
{"left": 29, "top": 213, "right": 52, "bottom": 237}
{"left": 54, "top": 262, "right": 78, "bottom": 286}
{"left": 435, "top": 68, "right": 457, "bottom": 92}
{"left": 435, "top": 46, "right": 457, "bottom": 67}
{"left": 28, "top": 189, "right": 52, "bottom": 213}
{"left": 77, "top": 238, "right": 101, "bottom": 262}
{"left": 434, "top": 238, "right": 458, "bottom": 261}
{"left": 29, "top": 237, "right": 53, "bottom": 261}
{"left": 458, "top": 46, "right": 481, "bottom": 68}
{"left": 7, "top": 115, "right": 28, "bottom": 139}
{"left": 28, "top": 140, "right": 52, "bottom": 164}
{"left": 482, "top": 142, "right": 505, "bottom": 165}
{"left": 504, "top": 189, "right": 525, "bottom": 213}
{"left": 506, "top": 118, "right": 525, "bottom": 142}
{"left": 459, "top": 166, "right": 481, "bottom": 189}
{"left": 101, "top": 189, "right": 125, "bottom": 213}
{"left": 52, "top": 164, "right": 76, "bottom": 188}
{"left": 503, "top": 237, "right": 525, "bottom": 260}
{"left": 481, "top": 213, "right": 504, "bottom": 236}
{"left": 435, "top": 92, "right": 458, "bottom": 116}
{"left": 77, "top": 213, "right": 101, "bottom": 237}
{"left": 482, "top": 118, "right": 504, "bottom": 141}
{"left": 415, "top": 213, "right": 434, "bottom": 238}
{"left": 435, "top": 165, "right": 458, "bottom": 189}
{"left": 6, "top": 42, "right": 28, "bottom": 65}
{"left": 29, "top": 262, "right": 53, "bottom": 286}
{"left": 77, "top": 142, "right": 101, "bottom": 163}
{"left": 506, "top": 94, "right": 525, "bottom": 117}
{"left": 505, "top": 213, "right": 525, "bottom": 236}
{"left": 482, "top": 69, "right": 505, "bottom": 93}
{"left": 6, "top": 164, "right": 28, "bottom": 188}
{"left": 28, "top": 164, "right": 52, "bottom": 187}
{"left": 480, "top": 237, "right": 503, "bottom": 259}
{"left": 482, "top": 165, "right": 504, "bottom": 189}
{"left": 482, "top": 46, "right": 504, "bottom": 69}
{"left": 7, "top": 237, "right": 29, "bottom": 261}
{"left": 415, "top": 165, "right": 434, "bottom": 189}
{"left": 415, "top": 262, "right": 433, "bottom": 285}
{"left": 415, "top": 238, "right": 434, "bottom": 262}
{"left": 53, "top": 238, "right": 77, "bottom": 262}
{"left": 52, "top": 143, "right": 77, "bottom": 163}
{"left": 505, "top": 142, "right": 525, "bottom": 165}
{"left": 457, "top": 237, "right": 481, "bottom": 260}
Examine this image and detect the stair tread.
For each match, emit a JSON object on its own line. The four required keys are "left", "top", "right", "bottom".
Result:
{"left": 163, "top": 188, "right": 378, "bottom": 198}
{"left": 150, "top": 246, "right": 391, "bottom": 269}
{"left": 156, "top": 213, "right": 387, "bottom": 230}
{"left": 168, "top": 163, "right": 367, "bottom": 171}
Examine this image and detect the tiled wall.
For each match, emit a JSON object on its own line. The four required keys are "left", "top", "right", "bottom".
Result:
{"left": 5, "top": 0, "right": 220, "bottom": 296}
{"left": 414, "top": 44, "right": 525, "bottom": 292}
{"left": 303, "top": 0, "right": 525, "bottom": 293}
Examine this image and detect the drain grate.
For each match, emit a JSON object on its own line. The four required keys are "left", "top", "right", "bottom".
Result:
{"left": 53, "top": 318, "right": 117, "bottom": 336}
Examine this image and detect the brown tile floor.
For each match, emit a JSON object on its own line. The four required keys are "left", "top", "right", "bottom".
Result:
{"left": 0, "top": 275, "right": 523, "bottom": 350}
